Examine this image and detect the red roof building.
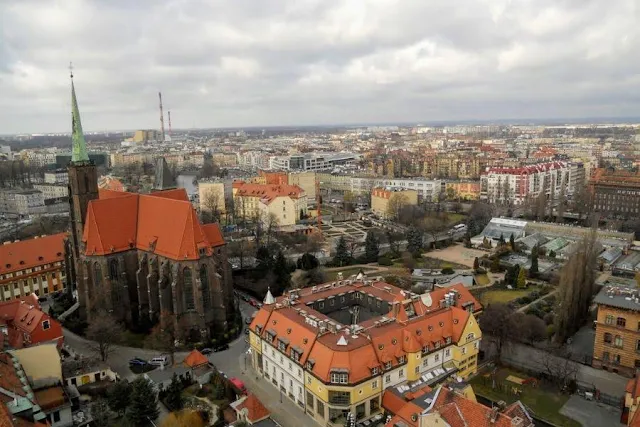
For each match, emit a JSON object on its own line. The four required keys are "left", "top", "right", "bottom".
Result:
{"left": 0, "top": 300, "right": 63, "bottom": 349}
{"left": 230, "top": 394, "right": 270, "bottom": 425}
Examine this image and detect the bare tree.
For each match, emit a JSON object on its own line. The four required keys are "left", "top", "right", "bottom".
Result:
{"left": 262, "top": 212, "right": 279, "bottom": 247}
{"left": 85, "top": 310, "right": 124, "bottom": 362}
{"left": 228, "top": 239, "right": 254, "bottom": 269}
{"left": 145, "top": 311, "right": 182, "bottom": 365}
{"left": 201, "top": 188, "right": 222, "bottom": 224}
{"left": 420, "top": 216, "right": 447, "bottom": 250}
{"left": 345, "top": 237, "right": 361, "bottom": 260}
{"left": 387, "top": 193, "right": 409, "bottom": 221}
{"left": 540, "top": 348, "right": 579, "bottom": 390}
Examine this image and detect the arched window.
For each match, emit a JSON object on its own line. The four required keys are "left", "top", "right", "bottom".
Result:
{"left": 94, "top": 263, "right": 103, "bottom": 288}
{"left": 200, "top": 266, "right": 211, "bottom": 310}
{"left": 109, "top": 259, "right": 118, "bottom": 280}
{"left": 614, "top": 335, "right": 623, "bottom": 348}
{"left": 183, "top": 267, "right": 195, "bottom": 310}
{"left": 466, "top": 333, "right": 475, "bottom": 341}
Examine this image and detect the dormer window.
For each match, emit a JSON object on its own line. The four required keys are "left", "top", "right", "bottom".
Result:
{"left": 278, "top": 341, "right": 287, "bottom": 352}
{"left": 435, "top": 341, "right": 441, "bottom": 349}
{"left": 397, "top": 355, "right": 406, "bottom": 364}
{"left": 330, "top": 371, "right": 348, "bottom": 384}
{"left": 445, "top": 337, "right": 452, "bottom": 345}
{"left": 42, "top": 320, "right": 50, "bottom": 330}
{"left": 371, "top": 367, "right": 379, "bottom": 375}
{"left": 421, "top": 345, "right": 429, "bottom": 354}
{"left": 384, "top": 362, "right": 392, "bottom": 370}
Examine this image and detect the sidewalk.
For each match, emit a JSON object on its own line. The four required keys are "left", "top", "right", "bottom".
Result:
{"left": 235, "top": 354, "right": 310, "bottom": 427}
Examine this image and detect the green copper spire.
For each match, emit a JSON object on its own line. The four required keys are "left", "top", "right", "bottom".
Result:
{"left": 70, "top": 65, "right": 89, "bottom": 163}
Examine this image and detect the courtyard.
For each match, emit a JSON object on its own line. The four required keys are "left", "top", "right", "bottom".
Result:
{"left": 423, "top": 244, "right": 486, "bottom": 268}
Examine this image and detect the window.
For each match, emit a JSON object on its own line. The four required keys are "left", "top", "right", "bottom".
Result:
{"left": 372, "top": 380, "right": 378, "bottom": 389}
{"left": 445, "top": 349, "right": 450, "bottom": 357}
{"left": 330, "top": 372, "right": 348, "bottom": 384}
{"left": 445, "top": 337, "right": 452, "bottom": 344}
{"left": 278, "top": 341, "right": 287, "bottom": 352}
{"left": 635, "top": 360, "right": 640, "bottom": 368}
{"left": 435, "top": 354, "right": 440, "bottom": 362}
{"left": 422, "top": 358, "right": 428, "bottom": 367}
{"left": 603, "top": 352, "right": 610, "bottom": 361}
{"left": 604, "top": 333, "right": 612, "bottom": 344}
{"left": 614, "top": 354, "right": 621, "bottom": 364}
{"left": 307, "top": 391, "right": 314, "bottom": 409}
{"left": 328, "top": 391, "right": 350, "bottom": 405}
{"left": 414, "top": 366, "right": 420, "bottom": 374}
{"left": 183, "top": 267, "right": 195, "bottom": 310}
{"left": 371, "top": 367, "right": 379, "bottom": 375}
{"left": 200, "top": 266, "right": 211, "bottom": 310}
{"left": 108, "top": 259, "right": 118, "bottom": 280}
{"left": 53, "top": 411, "right": 60, "bottom": 423}
{"left": 93, "top": 262, "right": 103, "bottom": 288}
{"left": 637, "top": 340, "right": 640, "bottom": 352}
{"left": 385, "top": 374, "right": 391, "bottom": 383}
{"left": 384, "top": 362, "right": 392, "bottom": 370}
{"left": 42, "top": 320, "right": 50, "bottom": 330}
{"left": 615, "top": 335, "right": 623, "bottom": 348}
{"left": 316, "top": 400, "right": 324, "bottom": 416}
{"left": 605, "top": 315, "right": 614, "bottom": 325}
{"left": 617, "top": 317, "right": 626, "bottom": 328}
{"left": 397, "top": 355, "right": 406, "bottom": 364}
{"left": 399, "top": 369, "right": 404, "bottom": 377}
{"left": 467, "top": 333, "right": 475, "bottom": 341}
{"left": 422, "top": 345, "right": 429, "bottom": 354}
{"left": 462, "top": 347, "right": 467, "bottom": 355}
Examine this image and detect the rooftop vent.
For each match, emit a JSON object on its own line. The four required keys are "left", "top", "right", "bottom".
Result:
{"left": 337, "top": 335, "right": 348, "bottom": 346}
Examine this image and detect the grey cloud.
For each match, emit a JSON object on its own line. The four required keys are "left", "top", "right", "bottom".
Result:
{"left": 1, "top": 0, "right": 639, "bottom": 133}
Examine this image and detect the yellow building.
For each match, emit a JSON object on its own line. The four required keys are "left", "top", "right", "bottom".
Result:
{"left": 198, "top": 181, "right": 226, "bottom": 215}
{"left": 0, "top": 233, "right": 67, "bottom": 301}
{"left": 232, "top": 181, "right": 307, "bottom": 227}
{"left": 445, "top": 181, "right": 481, "bottom": 201}
{"left": 249, "top": 279, "right": 482, "bottom": 426}
{"left": 287, "top": 171, "right": 316, "bottom": 203}
{"left": 132, "top": 129, "right": 160, "bottom": 143}
{"left": 371, "top": 188, "right": 418, "bottom": 219}
{"left": 592, "top": 285, "right": 640, "bottom": 377}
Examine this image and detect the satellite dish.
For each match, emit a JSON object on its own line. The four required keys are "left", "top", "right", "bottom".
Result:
{"left": 421, "top": 294, "right": 433, "bottom": 307}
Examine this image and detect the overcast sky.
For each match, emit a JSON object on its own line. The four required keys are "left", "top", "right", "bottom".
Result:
{"left": 1, "top": 0, "right": 639, "bottom": 133}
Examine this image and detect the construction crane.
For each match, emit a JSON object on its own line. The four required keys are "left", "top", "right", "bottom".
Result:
{"left": 158, "top": 92, "right": 165, "bottom": 142}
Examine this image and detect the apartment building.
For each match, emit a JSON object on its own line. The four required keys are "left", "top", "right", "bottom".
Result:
{"left": 0, "top": 233, "right": 67, "bottom": 301}
{"left": 44, "top": 169, "right": 69, "bottom": 184}
{"left": 371, "top": 188, "right": 418, "bottom": 219}
{"left": 445, "top": 181, "right": 481, "bottom": 200}
{"left": 480, "top": 161, "right": 579, "bottom": 205}
{"left": 33, "top": 184, "right": 68, "bottom": 200}
{"left": 0, "top": 189, "right": 46, "bottom": 215}
{"left": 592, "top": 285, "right": 640, "bottom": 377}
{"left": 232, "top": 181, "right": 307, "bottom": 227}
{"left": 248, "top": 279, "right": 482, "bottom": 426}
{"left": 590, "top": 168, "right": 640, "bottom": 218}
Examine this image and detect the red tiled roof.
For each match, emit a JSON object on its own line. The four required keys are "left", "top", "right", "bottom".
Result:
{"left": 233, "top": 181, "right": 304, "bottom": 205}
{"left": 0, "top": 233, "right": 66, "bottom": 275}
{"left": 83, "top": 188, "right": 224, "bottom": 260}
{"left": 235, "top": 394, "right": 270, "bottom": 422}
{"left": 183, "top": 350, "right": 209, "bottom": 368}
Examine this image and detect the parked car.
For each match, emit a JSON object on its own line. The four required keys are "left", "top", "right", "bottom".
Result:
{"left": 201, "top": 348, "right": 212, "bottom": 355}
{"left": 214, "top": 344, "right": 229, "bottom": 352}
{"left": 129, "top": 357, "right": 148, "bottom": 367}
{"left": 149, "top": 355, "right": 169, "bottom": 366}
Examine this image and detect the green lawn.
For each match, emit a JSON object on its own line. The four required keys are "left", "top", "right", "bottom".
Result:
{"left": 470, "top": 369, "right": 581, "bottom": 427}
{"left": 326, "top": 267, "right": 376, "bottom": 281}
{"left": 446, "top": 213, "right": 466, "bottom": 226}
{"left": 480, "top": 285, "right": 539, "bottom": 305}
{"left": 475, "top": 273, "right": 490, "bottom": 286}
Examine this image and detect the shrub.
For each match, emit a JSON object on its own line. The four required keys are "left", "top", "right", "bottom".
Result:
{"left": 378, "top": 256, "right": 393, "bottom": 266}
{"left": 546, "top": 324, "right": 556, "bottom": 338}
{"left": 441, "top": 267, "right": 455, "bottom": 275}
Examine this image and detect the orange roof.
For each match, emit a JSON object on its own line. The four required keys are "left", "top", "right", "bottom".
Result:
{"left": 0, "top": 353, "right": 27, "bottom": 399}
{"left": 34, "top": 387, "right": 65, "bottom": 411}
{"left": 233, "top": 181, "right": 304, "bottom": 205}
{"left": 83, "top": 188, "right": 224, "bottom": 260}
{"left": 0, "top": 233, "right": 66, "bottom": 275}
{"left": 627, "top": 376, "right": 640, "bottom": 399}
{"left": 202, "top": 224, "right": 225, "bottom": 247}
{"left": 183, "top": 349, "right": 209, "bottom": 368}
{"left": 234, "top": 394, "right": 270, "bottom": 423}
{"left": 97, "top": 176, "right": 126, "bottom": 192}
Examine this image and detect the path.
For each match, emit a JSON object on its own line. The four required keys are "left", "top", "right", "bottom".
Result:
{"left": 560, "top": 395, "right": 623, "bottom": 427}
{"left": 517, "top": 290, "right": 558, "bottom": 313}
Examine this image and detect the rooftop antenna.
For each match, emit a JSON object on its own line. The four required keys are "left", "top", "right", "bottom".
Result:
{"left": 158, "top": 91, "right": 166, "bottom": 142}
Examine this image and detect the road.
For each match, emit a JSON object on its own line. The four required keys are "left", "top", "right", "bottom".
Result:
{"left": 62, "top": 295, "right": 307, "bottom": 426}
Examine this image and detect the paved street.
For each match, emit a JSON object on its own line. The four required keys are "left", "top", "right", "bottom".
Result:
{"left": 560, "top": 395, "right": 624, "bottom": 427}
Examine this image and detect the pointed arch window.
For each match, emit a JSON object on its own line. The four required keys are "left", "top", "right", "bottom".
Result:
{"left": 183, "top": 267, "right": 195, "bottom": 310}
{"left": 109, "top": 259, "right": 119, "bottom": 280}
{"left": 200, "top": 265, "right": 211, "bottom": 310}
{"left": 94, "top": 263, "right": 103, "bottom": 288}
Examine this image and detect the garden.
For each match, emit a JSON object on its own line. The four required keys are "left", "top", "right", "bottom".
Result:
{"left": 470, "top": 366, "right": 581, "bottom": 427}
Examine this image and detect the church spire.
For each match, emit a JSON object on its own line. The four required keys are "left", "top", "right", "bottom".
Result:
{"left": 70, "top": 64, "right": 89, "bottom": 163}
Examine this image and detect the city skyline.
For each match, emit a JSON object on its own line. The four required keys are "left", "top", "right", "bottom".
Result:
{"left": 1, "top": 0, "right": 639, "bottom": 134}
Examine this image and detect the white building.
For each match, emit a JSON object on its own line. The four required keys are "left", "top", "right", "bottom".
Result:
{"left": 351, "top": 177, "right": 443, "bottom": 201}
{"left": 0, "top": 145, "right": 12, "bottom": 160}
{"left": 0, "top": 189, "right": 46, "bottom": 215}
{"left": 269, "top": 153, "right": 361, "bottom": 172}
{"left": 33, "top": 184, "right": 68, "bottom": 200}
{"left": 44, "top": 170, "right": 69, "bottom": 184}
{"left": 480, "top": 161, "right": 582, "bottom": 205}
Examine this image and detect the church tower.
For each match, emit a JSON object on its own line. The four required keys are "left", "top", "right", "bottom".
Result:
{"left": 66, "top": 69, "right": 98, "bottom": 311}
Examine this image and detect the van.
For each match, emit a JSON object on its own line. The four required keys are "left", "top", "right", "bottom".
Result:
{"left": 149, "top": 355, "right": 169, "bottom": 367}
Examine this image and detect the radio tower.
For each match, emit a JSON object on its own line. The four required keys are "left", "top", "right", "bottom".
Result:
{"left": 167, "top": 110, "right": 172, "bottom": 139}
{"left": 158, "top": 92, "right": 165, "bottom": 142}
